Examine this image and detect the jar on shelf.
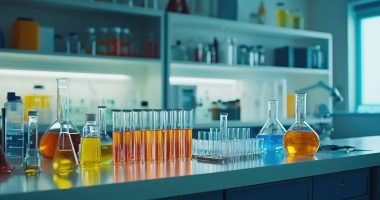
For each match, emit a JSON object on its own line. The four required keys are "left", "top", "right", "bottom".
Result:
{"left": 85, "top": 27, "right": 96, "bottom": 56}
{"left": 97, "top": 27, "right": 109, "bottom": 56}
{"left": 276, "top": 2, "right": 288, "bottom": 27}
{"left": 110, "top": 27, "right": 121, "bottom": 56}
{"left": 121, "top": 28, "right": 131, "bottom": 57}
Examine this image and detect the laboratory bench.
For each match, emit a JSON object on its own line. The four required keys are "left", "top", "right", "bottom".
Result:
{"left": 1, "top": 136, "right": 380, "bottom": 200}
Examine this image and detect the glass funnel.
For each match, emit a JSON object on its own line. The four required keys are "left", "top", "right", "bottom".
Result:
{"left": 40, "top": 79, "right": 81, "bottom": 159}
{"left": 52, "top": 121, "right": 79, "bottom": 175}
{"left": 283, "top": 93, "right": 320, "bottom": 155}
{"left": 98, "top": 106, "right": 113, "bottom": 164}
{"left": 256, "top": 100, "right": 286, "bottom": 152}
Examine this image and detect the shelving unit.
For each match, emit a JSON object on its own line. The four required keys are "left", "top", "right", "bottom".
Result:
{"left": 166, "top": 13, "right": 333, "bottom": 128}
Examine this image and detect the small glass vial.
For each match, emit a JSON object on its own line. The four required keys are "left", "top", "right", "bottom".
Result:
{"left": 97, "top": 27, "right": 109, "bottom": 55}
{"left": 121, "top": 28, "right": 131, "bottom": 57}
{"left": 80, "top": 114, "right": 101, "bottom": 167}
{"left": 98, "top": 106, "right": 113, "bottom": 164}
{"left": 276, "top": 2, "right": 288, "bottom": 27}
{"left": 85, "top": 27, "right": 96, "bottom": 56}
{"left": 256, "top": 100, "right": 286, "bottom": 152}
{"left": 110, "top": 27, "right": 121, "bottom": 56}
{"left": 25, "top": 111, "right": 40, "bottom": 175}
{"left": 283, "top": 93, "right": 320, "bottom": 155}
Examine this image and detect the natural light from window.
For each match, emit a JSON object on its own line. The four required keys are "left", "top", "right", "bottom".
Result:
{"left": 361, "top": 16, "right": 380, "bottom": 105}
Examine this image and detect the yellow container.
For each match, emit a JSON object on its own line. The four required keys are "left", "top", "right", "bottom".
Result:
{"left": 287, "top": 93, "right": 295, "bottom": 118}
{"left": 12, "top": 17, "right": 39, "bottom": 50}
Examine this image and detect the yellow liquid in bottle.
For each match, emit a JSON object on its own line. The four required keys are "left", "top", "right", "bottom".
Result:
{"left": 100, "top": 144, "right": 113, "bottom": 164}
{"left": 25, "top": 165, "right": 40, "bottom": 175}
{"left": 276, "top": 8, "right": 287, "bottom": 27}
{"left": 52, "top": 149, "right": 77, "bottom": 174}
{"left": 80, "top": 137, "right": 101, "bottom": 167}
{"left": 283, "top": 131, "right": 319, "bottom": 155}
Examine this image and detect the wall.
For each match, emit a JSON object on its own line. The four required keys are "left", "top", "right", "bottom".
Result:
{"left": 308, "top": 0, "right": 358, "bottom": 111}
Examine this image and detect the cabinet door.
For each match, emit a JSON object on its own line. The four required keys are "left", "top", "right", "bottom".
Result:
{"left": 313, "top": 168, "right": 370, "bottom": 200}
{"left": 225, "top": 178, "right": 312, "bottom": 200}
{"left": 165, "top": 191, "right": 223, "bottom": 200}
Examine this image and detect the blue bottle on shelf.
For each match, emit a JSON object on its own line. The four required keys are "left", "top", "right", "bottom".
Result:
{"left": 256, "top": 100, "right": 286, "bottom": 152}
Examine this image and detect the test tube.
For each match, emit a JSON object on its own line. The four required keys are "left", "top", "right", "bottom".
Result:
{"left": 153, "top": 109, "right": 163, "bottom": 162}
{"left": 142, "top": 110, "right": 153, "bottom": 162}
{"left": 112, "top": 109, "right": 123, "bottom": 165}
{"left": 123, "top": 110, "right": 133, "bottom": 164}
{"left": 132, "top": 109, "right": 143, "bottom": 163}
{"left": 173, "top": 109, "right": 183, "bottom": 160}
{"left": 25, "top": 111, "right": 40, "bottom": 174}
{"left": 162, "top": 110, "right": 174, "bottom": 161}
{"left": 209, "top": 128, "right": 220, "bottom": 158}
{"left": 183, "top": 109, "right": 193, "bottom": 160}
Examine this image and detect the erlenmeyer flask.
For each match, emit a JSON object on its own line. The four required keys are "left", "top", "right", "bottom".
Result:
{"left": 52, "top": 121, "right": 79, "bottom": 175}
{"left": 98, "top": 106, "right": 113, "bottom": 164}
{"left": 0, "top": 147, "right": 12, "bottom": 174}
{"left": 256, "top": 100, "right": 286, "bottom": 152}
{"left": 283, "top": 93, "right": 320, "bottom": 155}
{"left": 40, "top": 78, "right": 81, "bottom": 159}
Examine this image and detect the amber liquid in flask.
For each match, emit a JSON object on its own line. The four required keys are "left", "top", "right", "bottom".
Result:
{"left": 284, "top": 93, "right": 320, "bottom": 155}
{"left": 40, "top": 78, "right": 81, "bottom": 159}
{"left": 52, "top": 122, "right": 79, "bottom": 175}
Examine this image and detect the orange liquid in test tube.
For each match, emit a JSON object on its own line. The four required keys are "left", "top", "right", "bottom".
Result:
{"left": 184, "top": 129, "right": 192, "bottom": 159}
{"left": 164, "top": 130, "right": 174, "bottom": 160}
{"left": 113, "top": 131, "right": 123, "bottom": 164}
{"left": 123, "top": 131, "right": 133, "bottom": 163}
{"left": 174, "top": 129, "right": 182, "bottom": 159}
{"left": 144, "top": 130, "right": 153, "bottom": 162}
{"left": 155, "top": 130, "right": 163, "bottom": 161}
{"left": 134, "top": 130, "right": 143, "bottom": 163}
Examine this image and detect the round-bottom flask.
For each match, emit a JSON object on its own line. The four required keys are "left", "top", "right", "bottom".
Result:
{"left": 283, "top": 93, "right": 320, "bottom": 155}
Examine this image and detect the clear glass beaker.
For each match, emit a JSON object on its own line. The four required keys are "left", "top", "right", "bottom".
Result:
{"left": 183, "top": 109, "right": 193, "bottom": 160}
{"left": 98, "top": 106, "right": 113, "bottom": 164}
{"left": 40, "top": 78, "right": 81, "bottom": 159}
{"left": 80, "top": 114, "right": 101, "bottom": 167}
{"left": 162, "top": 110, "right": 174, "bottom": 161}
{"left": 283, "top": 93, "right": 320, "bottom": 155}
{"left": 122, "top": 110, "right": 133, "bottom": 164}
{"left": 256, "top": 100, "right": 286, "bottom": 152}
{"left": 112, "top": 109, "right": 123, "bottom": 165}
{"left": 52, "top": 121, "right": 79, "bottom": 175}
{"left": 25, "top": 111, "right": 41, "bottom": 174}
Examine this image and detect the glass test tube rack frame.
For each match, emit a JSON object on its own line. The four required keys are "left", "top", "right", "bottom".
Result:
{"left": 193, "top": 128, "right": 264, "bottom": 163}
{"left": 112, "top": 109, "right": 193, "bottom": 164}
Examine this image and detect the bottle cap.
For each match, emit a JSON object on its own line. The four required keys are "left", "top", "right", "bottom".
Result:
{"left": 122, "top": 109, "right": 132, "bottom": 112}
{"left": 122, "top": 28, "right": 130, "bottom": 34}
{"left": 277, "top": 2, "right": 284, "bottom": 6}
{"left": 99, "top": 27, "right": 108, "bottom": 33}
{"left": 34, "top": 85, "right": 44, "bottom": 89}
{"left": 28, "top": 111, "right": 38, "bottom": 116}
{"left": 15, "top": 96, "right": 22, "bottom": 102}
{"left": 85, "top": 114, "right": 96, "bottom": 121}
{"left": 111, "top": 109, "right": 121, "bottom": 112}
{"left": 98, "top": 105, "right": 107, "bottom": 108}
{"left": 7, "top": 92, "right": 16, "bottom": 101}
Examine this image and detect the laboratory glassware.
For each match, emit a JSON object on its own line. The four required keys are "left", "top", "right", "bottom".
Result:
{"left": 85, "top": 27, "right": 96, "bottom": 56}
{"left": 52, "top": 121, "right": 79, "bottom": 174}
{"left": 0, "top": 147, "right": 12, "bottom": 174}
{"left": 173, "top": 109, "right": 183, "bottom": 160}
{"left": 132, "top": 109, "right": 143, "bottom": 163}
{"left": 98, "top": 106, "right": 113, "bottom": 164}
{"left": 112, "top": 109, "right": 123, "bottom": 165}
{"left": 276, "top": 2, "right": 288, "bottom": 27}
{"left": 80, "top": 114, "right": 101, "bottom": 167}
{"left": 284, "top": 93, "right": 320, "bottom": 155}
{"left": 4, "top": 92, "right": 24, "bottom": 167}
{"left": 40, "top": 79, "right": 81, "bottom": 159}
{"left": 162, "top": 110, "right": 174, "bottom": 161}
{"left": 123, "top": 110, "right": 133, "bottom": 163}
{"left": 153, "top": 109, "right": 163, "bottom": 162}
{"left": 256, "top": 100, "right": 286, "bottom": 152}
{"left": 183, "top": 109, "right": 193, "bottom": 159}
{"left": 25, "top": 111, "right": 41, "bottom": 174}
{"left": 142, "top": 110, "right": 153, "bottom": 162}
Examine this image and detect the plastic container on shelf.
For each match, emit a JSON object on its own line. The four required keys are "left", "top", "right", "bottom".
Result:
{"left": 39, "top": 79, "right": 81, "bottom": 159}
{"left": 110, "top": 27, "right": 121, "bottom": 56}
{"left": 12, "top": 17, "right": 39, "bottom": 50}
{"left": 146, "top": 32, "right": 158, "bottom": 58}
{"left": 121, "top": 28, "right": 131, "bottom": 57}
{"left": 85, "top": 27, "right": 96, "bottom": 56}
{"left": 276, "top": 2, "right": 288, "bottom": 27}
{"left": 97, "top": 27, "right": 109, "bottom": 55}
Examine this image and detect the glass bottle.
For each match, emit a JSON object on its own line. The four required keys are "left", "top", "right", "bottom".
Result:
{"left": 98, "top": 106, "right": 113, "bottom": 164}
{"left": 85, "top": 27, "right": 96, "bottom": 56}
{"left": 52, "top": 121, "right": 79, "bottom": 175}
{"left": 110, "top": 27, "right": 121, "bottom": 56}
{"left": 80, "top": 114, "right": 101, "bottom": 167}
{"left": 276, "top": 2, "right": 288, "bottom": 27}
{"left": 25, "top": 111, "right": 41, "bottom": 174}
{"left": 283, "top": 93, "right": 320, "bottom": 155}
{"left": 256, "top": 100, "right": 286, "bottom": 152}
{"left": 40, "top": 78, "right": 81, "bottom": 159}
{"left": 0, "top": 147, "right": 12, "bottom": 174}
